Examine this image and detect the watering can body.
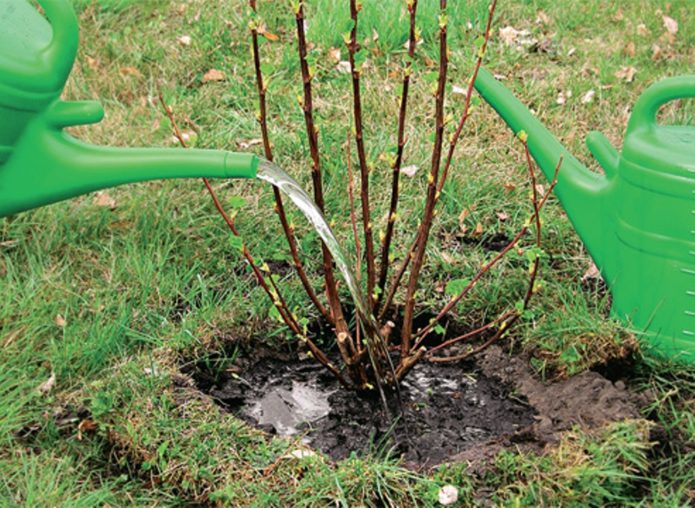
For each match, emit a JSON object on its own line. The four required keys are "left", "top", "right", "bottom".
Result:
{"left": 0, "top": 0, "right": 257, "bottom": 219}
{"left": 475, "top": 68, "right": 695, "bottom": 363}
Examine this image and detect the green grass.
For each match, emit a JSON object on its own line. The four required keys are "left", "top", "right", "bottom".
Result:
{"left": 1, "top": 0, "right": 693, "bottom": 505}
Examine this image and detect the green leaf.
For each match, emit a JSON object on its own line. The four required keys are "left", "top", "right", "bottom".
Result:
{"left": 433, "top": 324, "right": 446, "bottom": 336}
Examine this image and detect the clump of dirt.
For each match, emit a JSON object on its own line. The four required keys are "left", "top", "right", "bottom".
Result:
{"left": 476, "top": 346, "right": 642, "bottom": 443}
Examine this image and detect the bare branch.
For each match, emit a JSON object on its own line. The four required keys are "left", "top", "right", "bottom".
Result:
{"left": 376, "top": 0, "right": 419, "bottom": 310}
{"left": 400, "top": 0, "right": 449, "bottom": 358}
{"left": 347, "top": 0, "right": 377, "bottom": 308}
{"left": 248, "top": 0, "right": 333, "bottom": 325}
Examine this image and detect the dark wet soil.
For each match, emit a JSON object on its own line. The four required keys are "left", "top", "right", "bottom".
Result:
{"left": 187, "top": 352, "right": 535, "bottom": 468}
{"left": 183, "top": 333, "right": 646, "bottom": 469}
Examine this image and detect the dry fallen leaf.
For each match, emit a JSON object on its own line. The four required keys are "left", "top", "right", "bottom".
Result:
{"left": 662, "top": 15, "right": 678, "bottom": 35}
{"left": 498, "top": 26, "right": 537, "bottom": 48}
{"left": 636, "top": 23, "right": 650, "bottom": 36}
{"left": 336, "top": 61, "right": 351, "bottom": 74}
{"left": 400, "top": 165, "right": 419, "bottom": 177}
{"left": 258, "top": 24, "right": 280, "bottom": 42}
{"left": 459, "top": 208, "right": 470, "bottom": 224}
{"left": 581, "top": 89, "right": 596, "bottom": 104}
{"left": 582, "top": 262, "right": 601, "bottom": 282}
{"left": 38, "top": 372, "right": 56, "bottom": 395}
{"left": 556, "top": 91, "right": 567, "bottom": 105}
{"left": 55, "top": 314, "right": 66, "bottom": 327}
{"left": 496, "top": 211, "right": 509, "bottom": 222}
{"left": 202, "top": 68, "right": 226, "bottom": 83}
{"left": 237, "top": 139, "right": 263, "bottom": 150}
{"left": 535, "top": 10, "right": 551, "bottom": 25}
{"left": 623, "top": 41, "right": 636, "bottom": 56}
{"left": 612, "top": 9, "right": 624, "bottom": 21}
{"left": 93, "top": 192, "right": 117, "bottom": 210}
{"left": 474, "top": 222, "right": 484, "bottom": 236}
{"left": 77, "top": 418, "right": 98, "bottom": 441}
{"left": 651, "top": 44, "right": 663, "bottom": 61}
{"left": 119, "top": 66, "right": 141, "bottom": 77}
{"left": 85, "top": 56, "right": 100, "bottom": 70}
{"left": 615, "top": 66, "right": 637, "bottom": 82}
{"left": 176, "top": 35, "right": 192, "bottom": 46}
{"left": 452, "top": 85, "right": 467, "bottom": 96}
{"left": 328, "top": 47, "right": 341, "bottom": 62}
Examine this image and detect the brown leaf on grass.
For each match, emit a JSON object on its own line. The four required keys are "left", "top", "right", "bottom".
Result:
{"left": 328, "top": 48, "right": 341, "bottom": 62}
{"left": 473, "top": 222, "right": 484, "bottom": 236}
{"left": 237, "top": 139, "right": 263, "bottom": 150}
{"left": 176, "top": 35, "right": 192, "bottom": 46}
{"left": 582, "top": 262, "right": 601, "bottom": 282}
{"left": 202, "top": 69, "right": 226, "bottom": 83}
{"left": 400, "top": 165, "right": 419, "bottom": 177}
{"left": 662, "top": 15, "right": 678, "bottom": 35}
{"left": 636, "top": 23, "right": 650, "bottom": 36}
{"left": 336, "top": 61, "right": 351, "bottom": 74}
{"left": 93, "top": 192, "right": 117, "bottom": 210}
{"left": 119, "top": 66, "right": 141, "bottom": 77}
{"left": 54, "top": 314, "right": 66, "bottom": 327}
{"left": 623, "top": 41, "right": 636, "bottom": 56}
{"left": 612, "top": 9, "right": 624, "bottom": 22}
{"left": 37, "top": 372, "right": 56, "bottom": 395}
{"left": 615, "top": 66, "right": 637, "bottom": 82}
{"left": 258, "top": 24, "right": 280, "bottom": 42}
{"left": 85, "top": 56, "right": 100, "bottom": 70}
{"left": 496, "top": 211, "right": 509, "bottom": 222}
{"left": 651, "top": 44, "right": 663, "bottom": 61}
{"left": 77, "top": 419, "right": 98, "bottom": 441}
{"left": 581, "top": 89, "right": 596, "bottom": 104}
{"left": 535, "top": 10, "right": 551, "bottom": 25}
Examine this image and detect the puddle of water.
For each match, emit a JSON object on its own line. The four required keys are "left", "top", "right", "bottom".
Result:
{"left": 247, "top": 381, "right": 332, "bottom": 435}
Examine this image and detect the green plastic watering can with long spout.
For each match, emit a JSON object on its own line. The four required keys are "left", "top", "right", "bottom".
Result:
{"left": 0, "top": 0, "right": 257, "bottom": 219}
{"left": 475, "top": 67, "right": 695, "bottom": 363}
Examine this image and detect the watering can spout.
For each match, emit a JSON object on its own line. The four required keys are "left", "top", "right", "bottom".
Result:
{"left": 0, "top": 100, "right": 258, "bottom": 218}
{"left": 474, "top": 68, "right": 613, "bottom": 273}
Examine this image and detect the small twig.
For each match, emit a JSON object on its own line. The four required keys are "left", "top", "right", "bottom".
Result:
{"left": 248, "top": 0, "right": 333, "bottom": 325}
{"left": 376, "top": 0, "right": 419, "bottom": 310}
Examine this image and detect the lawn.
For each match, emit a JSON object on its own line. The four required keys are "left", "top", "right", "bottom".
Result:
{"left": 0, "top": 0, "right": 693, "bottom": 506}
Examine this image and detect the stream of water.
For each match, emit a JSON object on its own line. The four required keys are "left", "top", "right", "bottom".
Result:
{"left": 256, "top": 160, "right": 397, "bottom": 409}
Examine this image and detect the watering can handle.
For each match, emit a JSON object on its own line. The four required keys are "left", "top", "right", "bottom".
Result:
{"left": 37, "top": 0, "right": 79, "bottom": 87}
{"left": 627, "top": 74, "right": 695, "bottom": 134}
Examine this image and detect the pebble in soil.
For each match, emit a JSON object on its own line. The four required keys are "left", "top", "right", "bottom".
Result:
{"left": 191, "top": 354, "right": 535, "bottom": 468}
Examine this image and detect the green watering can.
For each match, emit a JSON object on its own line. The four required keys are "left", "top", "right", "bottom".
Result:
{"left": 475, "top": 68, "right": 695, "bottom": 363}
{"left": 0, "top": 0, "right": 257, "bottom": 219}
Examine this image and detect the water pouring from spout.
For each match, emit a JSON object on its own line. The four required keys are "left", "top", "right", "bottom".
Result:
{"left": 256, "top": 160, "right": 400, "bottom": 411}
